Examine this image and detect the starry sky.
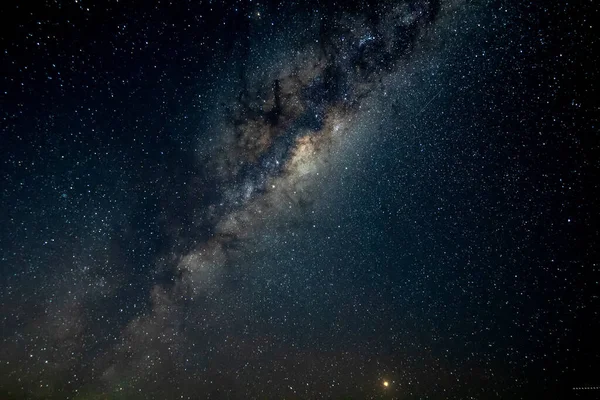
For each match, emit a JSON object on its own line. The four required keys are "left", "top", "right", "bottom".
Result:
{"left": 1, "top": 0, "right": 598, "bottom": 399}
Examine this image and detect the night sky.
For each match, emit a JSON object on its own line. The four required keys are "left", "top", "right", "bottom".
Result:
{"left": 1, "top": 1, "right": 598, "bottom": 399}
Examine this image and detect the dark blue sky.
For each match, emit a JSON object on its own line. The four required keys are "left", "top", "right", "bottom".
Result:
{"left": 1, "top": 1, "right": 598, "bottom": 399}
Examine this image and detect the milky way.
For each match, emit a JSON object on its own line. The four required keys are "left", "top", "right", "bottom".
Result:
{"left": 91, "top": 1, "right": 473, "bottom": 394}
{"left": 171, "top": 0, "right": 445, "bottom": 297}
{"left": 1, "top": 0, "right": 597, "bottom": 398}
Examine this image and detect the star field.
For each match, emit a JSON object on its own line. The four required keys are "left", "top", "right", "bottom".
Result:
{"left": 1, "top": 1, "right": 598, "bottom": 399}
